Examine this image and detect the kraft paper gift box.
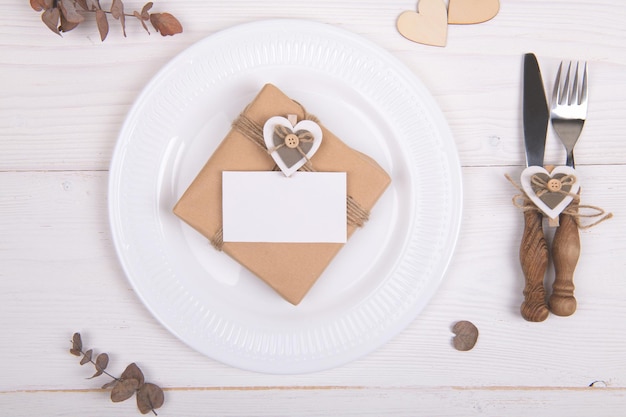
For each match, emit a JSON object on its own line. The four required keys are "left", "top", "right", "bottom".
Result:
{"left": 173, "top": 83, "right": 391, "bottom": 305}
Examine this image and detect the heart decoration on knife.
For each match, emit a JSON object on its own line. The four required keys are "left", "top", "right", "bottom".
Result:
{"left": 520, "top": 166, "right": 580, "bottom": 220}
{"left": 263, "top": 115, "right": 323, "bottom": 177}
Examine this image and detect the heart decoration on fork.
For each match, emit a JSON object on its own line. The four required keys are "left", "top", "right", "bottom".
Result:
{"left": 519, "top": 60, "right": 587, "bottom": 222}
{"left": 519, "top": 165, "right": 580, "bottom": 220}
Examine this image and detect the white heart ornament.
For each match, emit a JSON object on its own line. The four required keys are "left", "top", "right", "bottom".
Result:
{"left": 520, "top": 166, "right": 580, "bottom": 220}
{"left": 263, "top": 116, "right": 323, "bottom": 177}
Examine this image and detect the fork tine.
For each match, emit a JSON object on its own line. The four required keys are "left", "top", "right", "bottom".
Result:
{"left": 563, "top": 62, "right": 572, "bottom": 105}
{"left": 552, "top": 61, "right": 563, "bottom": 107}
{"left": 580, "top": 62, "right": 588, "bottom": 106}
{"left": 570, "top": 62, "right": 579, "bottom": 105}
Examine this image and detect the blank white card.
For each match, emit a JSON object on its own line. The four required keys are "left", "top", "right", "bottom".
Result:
{"left": 222, "top": 171, "right": 347, "bottom": 243}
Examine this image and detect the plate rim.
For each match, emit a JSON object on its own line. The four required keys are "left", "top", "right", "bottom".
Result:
{"left": 108, "top": 19, "right": 463, "bottom": 374}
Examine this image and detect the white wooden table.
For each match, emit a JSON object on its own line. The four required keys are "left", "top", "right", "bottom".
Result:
{"left": 2, "top": 1, "right": 626, "bottom": 415}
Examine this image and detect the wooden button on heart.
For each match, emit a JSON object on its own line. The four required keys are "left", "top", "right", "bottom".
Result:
{"left": 520, "top": 166, "right": 580, "bottom": 220}
{"left": 284, "top": 134, "right": 299, "bottom": 149}
{"left": 263, "top": 116, "right": 323, "bottom": 177}
{"left": 547, "top": 178, "right": 562, "bottom": 192}
{"left": 448, "top": 0, "right": 500, "bottom": 24}
{"left": 397, "top": 0, "right": 448, "bottom": 47}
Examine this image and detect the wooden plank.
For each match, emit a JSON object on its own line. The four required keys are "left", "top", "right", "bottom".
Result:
{"left": 2, "top": 1, "right": 626, "bottom": 414}
{"left": 1, "top": 386, "right": 625, "bottom": 416}
{"left": 2, "top": 2, "right": 626, "bottom": 170}
{"left": 1, "top": 166, "right": 623, "bottom": 390}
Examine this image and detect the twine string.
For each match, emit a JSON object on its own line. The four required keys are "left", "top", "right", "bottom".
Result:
{"left": 210, "top": 103, "right": 371, "bottom": 251}
{"left": 531, "top": 173, "right": 579, "bottom": 199}
{"left": 266, "top": 124, "right": 316, "bottom": 167}
{"left": 505, "top": 173, "right": 612, "bottom": 229}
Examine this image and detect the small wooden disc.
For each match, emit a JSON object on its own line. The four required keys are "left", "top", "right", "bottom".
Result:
{"left": 452, "top": 320, "right": 479, "bottom": 351}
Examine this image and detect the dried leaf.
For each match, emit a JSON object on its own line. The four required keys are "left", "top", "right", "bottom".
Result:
{"left": 149, "top": 13, "right": 182, "bottom": 36}
{"left": 111, "top": 378, "right": 140, "bottom": 402}
{"left": 136, "top": 383, "right": 164, "bottom": 415}
{"left": 68, "top": 331, "right": 166, "bottom": 412}
{"left": 30, "top": 0, "right": 53, "bottom": 12}
{"left": 59, "top": 0, "right": 85, "bottom": 23}
{"left": 60, "top": 11, "right": 81, "bottom": 32}
{"left": 95, "top": 9, "right": 109, "bottom": 41}
{"left": 95, "top": 352, "right": 109, "bottom": 371}
{"left": 111, "top": 0, "right": 126, "bottom": 37}
{"left": 141, "top": 2, "right": 153, "bottom": 20}
{"left": 70, "top": 332, "right": 83, "bottom": 356}
{"left": 120, "top": 13, "right": 127, "bottom": 37}
{"left": 41, "top": 7, "right": 61, "bottom": 36}
{"left": 80, "top": 349, "right": 93, "bottom": 365}
{"left": 121, "top": 363, "right": 145, "bottom": 386}
{"left": 75, "top": 0, "right": 89, "bottom": 11}
{"left": 30, "top": 0, "right": 43, "bottom": 11}
{"left": 133, "top": 11, "right": 150, "bottom": 34}
{"left": 88, "top": 352, "right": 108, "bottom": 378}
{"left": 111, "top": 0, "right": 123, "bottom": 18}
{"left": 102, "top": 379, "right": 119, "bottom": 390}
{"left": 79, "top": 0, "right": 100, "bottom": 11}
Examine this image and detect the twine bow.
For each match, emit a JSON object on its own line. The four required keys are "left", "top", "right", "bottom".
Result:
{"left": 207, "top": 108, "right": 372, "bottom": 251}
{"left": 531, "top": 174, "right": 578, "bottom": 199}
{"left": 505, "top": 173, "right": 612, "bottom": 229}
{"left": 267, "top": 124, "right": 316, "bottom": 167}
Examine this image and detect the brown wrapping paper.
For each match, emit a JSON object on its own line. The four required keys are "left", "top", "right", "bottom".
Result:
{"left": 173, "top": 84, "right": 391, "bottom": 304}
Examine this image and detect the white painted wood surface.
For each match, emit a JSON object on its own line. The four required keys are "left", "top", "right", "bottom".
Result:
{"left": 2, "top": 1, "right": 626, "bottom": 415}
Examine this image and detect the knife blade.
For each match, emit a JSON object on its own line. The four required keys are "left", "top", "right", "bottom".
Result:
{"left": 523, "top": 53, "right": 549, "bottom": 168}
{"left": 519, "top": 53, "right": 550, "bottom": 322}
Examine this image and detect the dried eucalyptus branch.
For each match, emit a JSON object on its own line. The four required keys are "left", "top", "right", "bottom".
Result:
{"left": 70, "top": 332, "right": 165, "bottom": 415}
{"left": 31, "top": 0, "right": 182, "bottom": 41}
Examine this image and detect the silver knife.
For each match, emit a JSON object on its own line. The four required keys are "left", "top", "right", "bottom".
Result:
{"left": 519, "top": 53, "right": 550, "bottom": 322}
{"left": 523, "top": 54, "right": 549, "bottom": 168}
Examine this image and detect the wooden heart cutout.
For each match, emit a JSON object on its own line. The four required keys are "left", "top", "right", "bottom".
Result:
{"left": 520, "top": 166, "right": 580, "bottom": 220}
{"left": 263, "top": 116, "right": 323, "bottom": 177}
{"left": 448, "top": 0, "right": 500, "bottom": 24}
{"left": 397, "top": 0, "right": 448, "bottom": 47}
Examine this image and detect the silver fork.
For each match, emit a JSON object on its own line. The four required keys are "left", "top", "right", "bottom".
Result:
{"left": 551, "top": 61, "right": 588, "bottom": 167}
{"left": 549, "top": 61, "right": 588, "bottom": 317}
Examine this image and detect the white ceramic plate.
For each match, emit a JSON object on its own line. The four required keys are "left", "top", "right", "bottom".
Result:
{"left": 109, "top": 20, "right": 462, "bottom": 374}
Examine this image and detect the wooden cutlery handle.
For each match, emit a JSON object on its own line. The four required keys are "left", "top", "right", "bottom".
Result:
{"left": 520, "top": 208, "right": 550, "bottom": 322}
{"left": 549, "top": 199, "right": 580, "bottom": 316}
